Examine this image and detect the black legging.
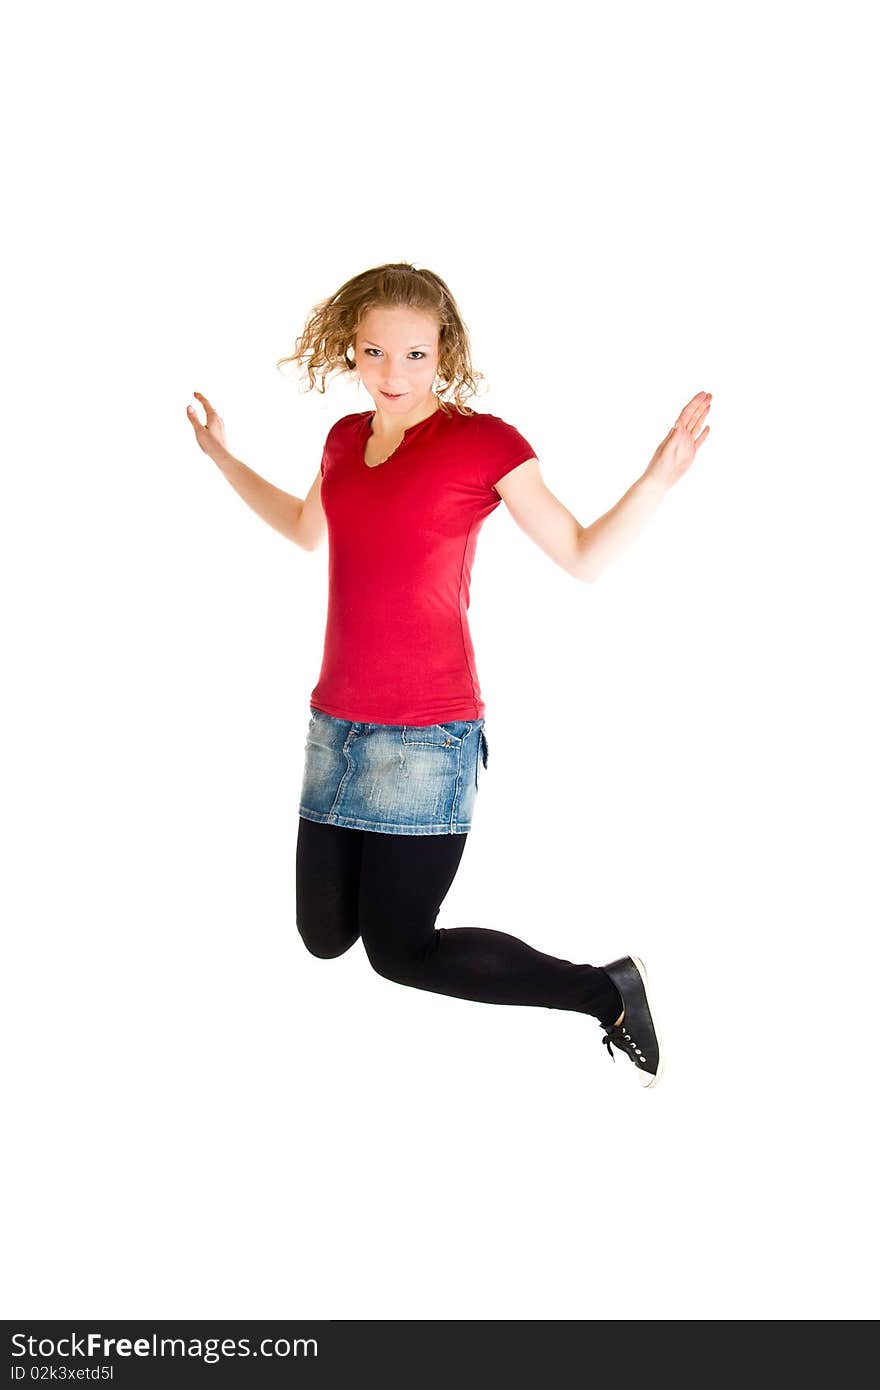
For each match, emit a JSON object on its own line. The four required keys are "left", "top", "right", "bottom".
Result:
{"left": 295, "top": 817, "right": 622, "bottom": 1025}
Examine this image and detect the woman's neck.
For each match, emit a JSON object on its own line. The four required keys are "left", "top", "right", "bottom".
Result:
{"left": 369, "top": 393, "right": 443, "bottom": 439}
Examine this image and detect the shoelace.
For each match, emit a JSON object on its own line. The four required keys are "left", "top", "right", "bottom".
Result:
{"left": 602, "top": 1027, "right": 647, "bottom": 1065}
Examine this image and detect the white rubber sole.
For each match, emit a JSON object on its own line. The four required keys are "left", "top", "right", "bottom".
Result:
{"left": 629, "top": 954, "right": 664, "bottom": 1088}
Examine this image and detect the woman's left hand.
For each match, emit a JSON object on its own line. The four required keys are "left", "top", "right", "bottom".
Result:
{"left": 644, "top": 391, "right": 712, "bottom": 491}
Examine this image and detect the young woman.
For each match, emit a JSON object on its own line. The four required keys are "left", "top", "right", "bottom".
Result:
{"left": 186, "top": 262, "right": 712, "bottom": 1088}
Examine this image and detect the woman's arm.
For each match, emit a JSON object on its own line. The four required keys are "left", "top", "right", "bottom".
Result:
{"left": 214, "top": 453, "right": 321, "bottom": 547}
{"left": 296, "top": 467, "right": 327, "bottom": 551}
{"left": 495, "top": 392, "right": 711, "bottom": 583}
{"left": 494, "top": 457, "right": 593, "bottom": 581}
{"left": 186, "top": 391, "right": 326, "bottom": 550}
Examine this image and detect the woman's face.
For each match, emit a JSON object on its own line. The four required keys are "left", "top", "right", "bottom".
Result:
{"left": 353, "top": 306, "right": 440, "bottom": 414}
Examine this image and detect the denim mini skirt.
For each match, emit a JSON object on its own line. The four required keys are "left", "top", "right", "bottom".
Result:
{"left": 298, "top": 706, "right": 489, "bottom": 835}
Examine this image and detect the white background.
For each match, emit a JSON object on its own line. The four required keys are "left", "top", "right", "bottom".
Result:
{"left": 3, "top": 0, "right": 877, "bottom": 1320}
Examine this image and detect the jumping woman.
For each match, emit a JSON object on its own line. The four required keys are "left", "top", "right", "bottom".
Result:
{"left": 186, "top": 261, "right": 712, "bottom": 1088}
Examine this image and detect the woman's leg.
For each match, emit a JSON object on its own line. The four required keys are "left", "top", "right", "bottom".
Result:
{"left": 295, "top": 816, "right": 364, "bottom": 958}
{"left": 358, "top": 831, "right": 624, "bottom": 1025}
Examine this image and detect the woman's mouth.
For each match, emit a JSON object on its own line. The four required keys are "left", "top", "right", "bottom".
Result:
{"left": 381, "top": 391, "right": 407, "bottom": 400}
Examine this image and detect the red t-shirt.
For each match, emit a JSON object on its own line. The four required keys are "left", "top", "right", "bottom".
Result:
{"left": 309, "top": 405, "right": 537, "bottom": 725}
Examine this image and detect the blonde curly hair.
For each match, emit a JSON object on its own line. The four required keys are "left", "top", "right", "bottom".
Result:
{"left": 277, "top": 262, "right": 486, "bottom": 416}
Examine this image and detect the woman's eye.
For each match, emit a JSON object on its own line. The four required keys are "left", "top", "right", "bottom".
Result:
{"left": 364, "top": 349, "right": 425, "bottom": 359}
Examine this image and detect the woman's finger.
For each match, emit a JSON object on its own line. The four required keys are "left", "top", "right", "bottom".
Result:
{"left": 193, "top": 390, "right": 220, "bottom": 421}
{"left": 680, "top": 392, "right": 705, "bottom": 429}
{"left": 687, "top": 400, "right": 711, "bottom": 435}
{"left": 684, "top": 393, "right": 712, "bottom": 434}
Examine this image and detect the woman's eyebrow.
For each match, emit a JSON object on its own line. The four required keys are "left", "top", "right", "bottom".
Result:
{"left": 363, "top": 340, "right": 433, "bottom": 350}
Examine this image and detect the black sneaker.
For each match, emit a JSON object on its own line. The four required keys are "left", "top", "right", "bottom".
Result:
{"left": 598, "top": 955, "right": 663, "bottom": 1087}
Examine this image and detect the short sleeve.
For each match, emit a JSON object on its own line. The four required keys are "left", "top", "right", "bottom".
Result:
{"left": 320, "top": 413, "right": 361, "bottom": 479}
{"left": 478, "top": 413, "right": 537, "bottom": 491}
{"left": 320, "top": 419, "right": 343, "bottom": 478}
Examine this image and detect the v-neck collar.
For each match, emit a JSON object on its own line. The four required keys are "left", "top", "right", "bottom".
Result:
{"left": 359, "top": 403, "right": 451, "bottom": 470}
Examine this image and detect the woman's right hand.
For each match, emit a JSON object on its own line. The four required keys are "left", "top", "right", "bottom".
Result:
{"left": 186, "top": 391, "right": 230, "bottom": 463}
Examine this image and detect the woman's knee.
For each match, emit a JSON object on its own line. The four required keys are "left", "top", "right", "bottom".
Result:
{"left": 296, "top": 914, "right": 360, "bottom": 960}
{"left": 362, "top": 935, "right": 427, "bottom": 984}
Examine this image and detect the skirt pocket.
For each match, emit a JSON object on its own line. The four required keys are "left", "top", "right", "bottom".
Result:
{"left": 403, "top": 720, "right": 470, "bottom": 748}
